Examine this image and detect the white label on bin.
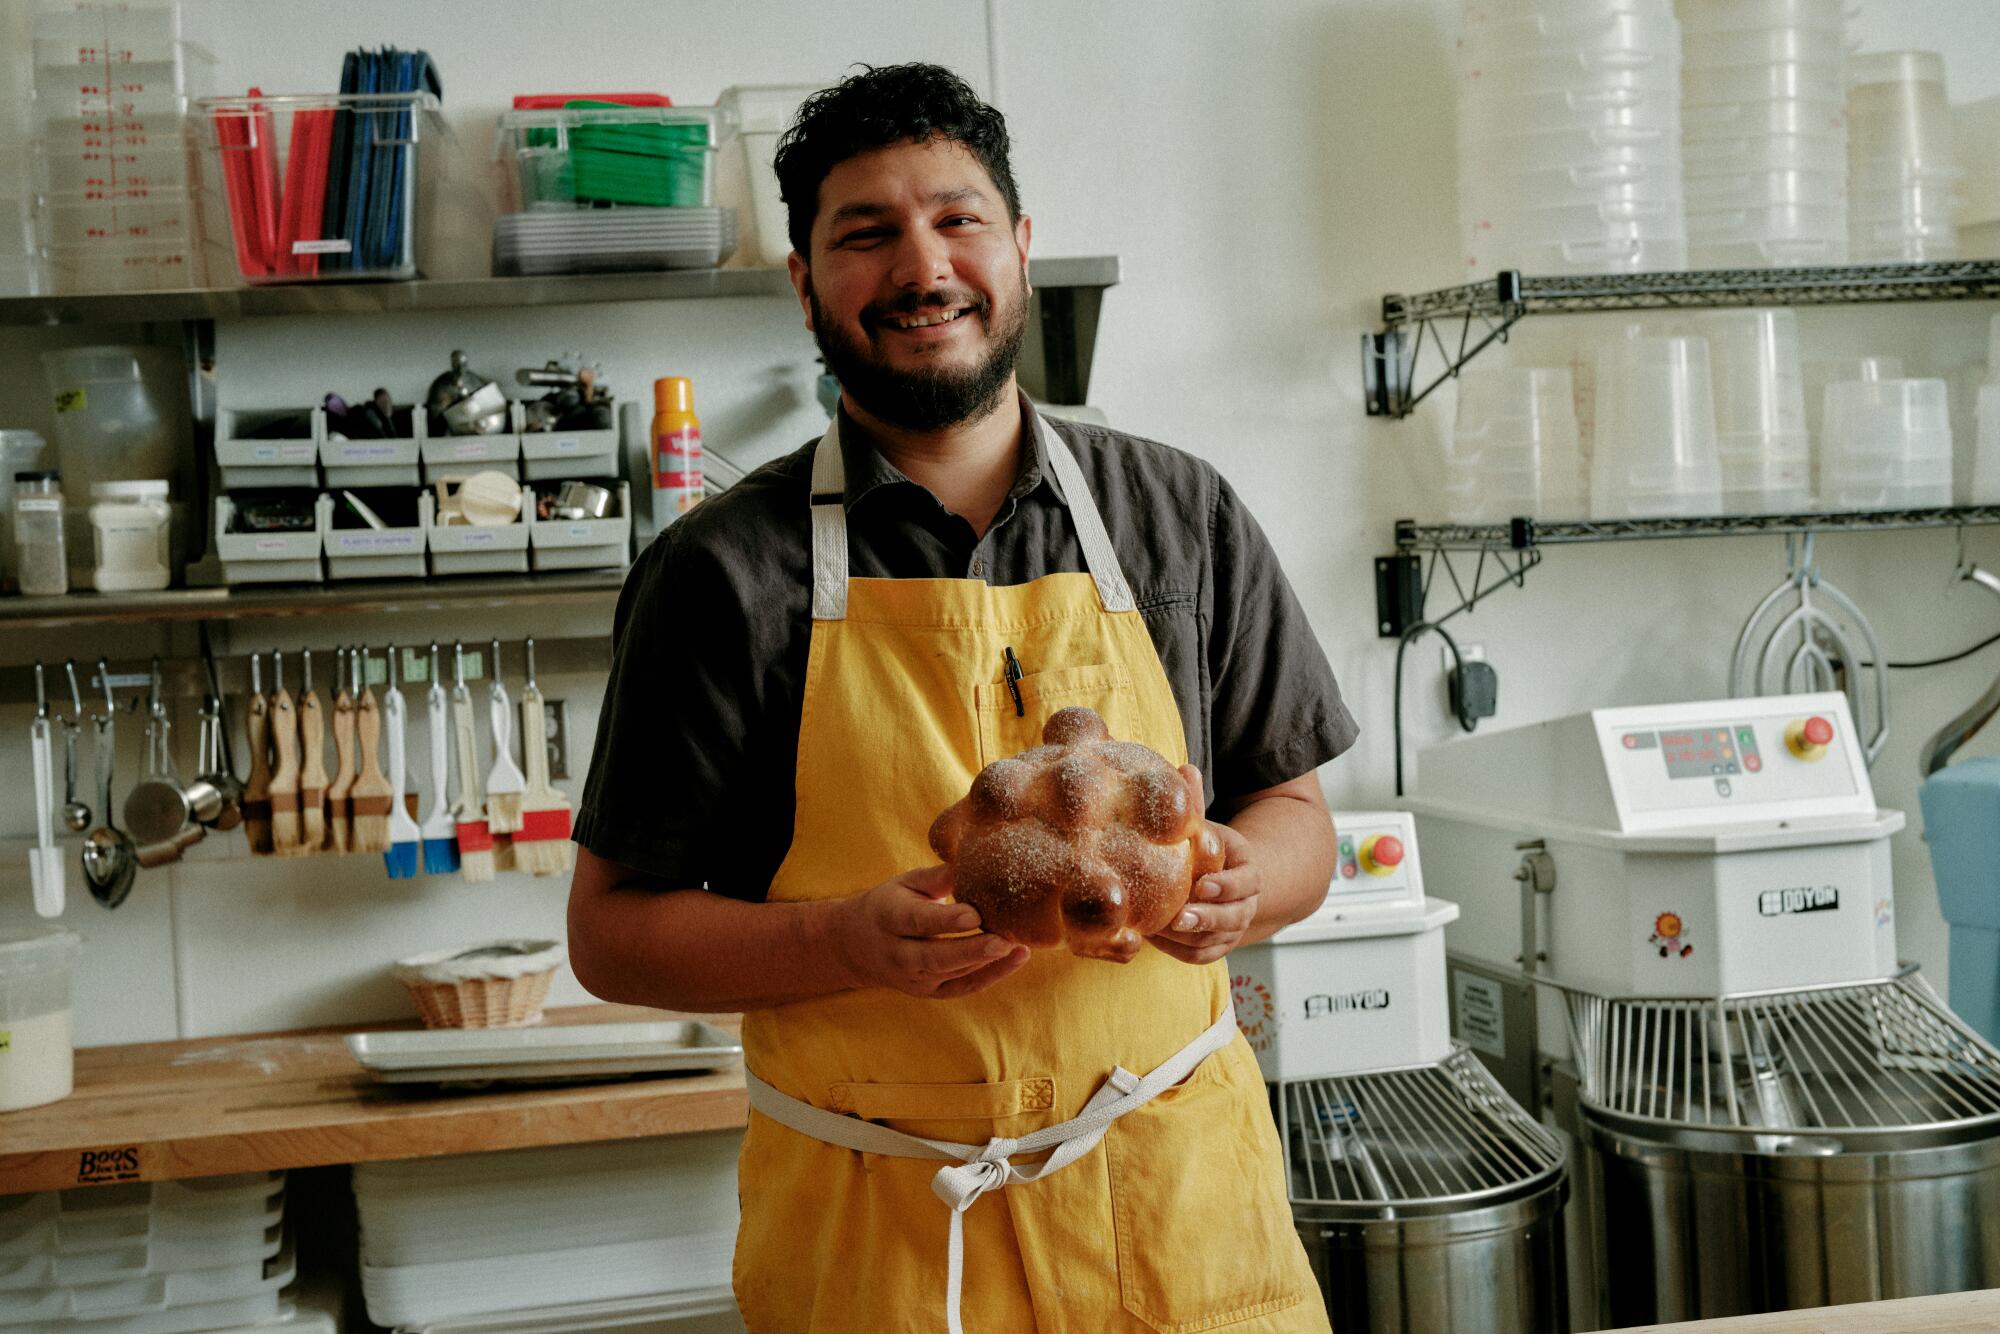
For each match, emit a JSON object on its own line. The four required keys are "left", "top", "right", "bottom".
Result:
{"left": 340, "top": 533, "right": 417, "bottom": 552}
{"left": 293, "top": 238, "right": 351, "bottom": 255}
{"left": 554, "top": 438, "right": 580, "bottom": 452}
{"left": 251, "top": 445, "right": 278, "bottom": 461}
{"left": 566, "top": 524, "right": 592, "bottom": 539}
{"left": 254, "top": 538, "right": 288, "bottom": 554}
{"left": 338, "top": 444, "right": 399, "bottom": 462}
{"left": 452, "top": 442, "right": 492, "bottom": 460}
{"left": 16, "top": 499, "right": 59, "bottom": 513}
{"left": 1453, "top": 972, "right": 1506, "bottom": 1058}
{"left": 461, "top": 530, "right": 496, "bottom": 545}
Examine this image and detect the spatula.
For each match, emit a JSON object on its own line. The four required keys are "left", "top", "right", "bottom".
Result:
{"left": 381, "top": 648, "right": 422, "bottom": 878}
{"left": 451, "top": 641, "right": 495, "bottom": 883}
{"left": 420, "top": 642, "right": 459, "bottom": 875}
{"left": 242, "top": 653, "right": 273, "bottom": 854}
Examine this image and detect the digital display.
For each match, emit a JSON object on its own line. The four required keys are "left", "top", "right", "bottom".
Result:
{"left": 1622, "top": 723, "right": 1763, "bottom": 780}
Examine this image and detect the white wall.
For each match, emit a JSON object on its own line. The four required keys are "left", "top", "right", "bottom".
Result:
{"left": 2, "top": 0, "right": 1998, "bottom": 1048}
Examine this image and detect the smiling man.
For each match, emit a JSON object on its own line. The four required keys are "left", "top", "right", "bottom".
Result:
{"left": 569, "top": 63, "right": 1355, "bottom": 1332}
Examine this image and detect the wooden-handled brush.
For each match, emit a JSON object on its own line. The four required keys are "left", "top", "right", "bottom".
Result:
{"left": 326, "top": 647, "right": 357, "bottom": 853}
{"left": 484, "top": 638, "right": 526, "bottom": 836}
{"left": 242, "top": 652, "right": 273, "bottom": 855}
{"left": 451, "top": 641, "right": 495, "bottom": 883}
{"left": 349, "top": 649, "right": 392, "bottom": 854}
{"left": 268, "top": 650, "right": 302, "bottom": 855}
{"left": 510, "top": 638, "right": 574, "bottom": 877}
{"left": 297, "top": 648, "right": 328, "bottom": 853}
{"left": 419, "top": 642, "right": 459, "bottom": 876}
{"left": 381, "top": 647, "right": 422, "bottom": 879}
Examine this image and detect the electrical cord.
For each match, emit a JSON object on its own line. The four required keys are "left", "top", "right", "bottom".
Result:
{"left": 1860, "top": 627, "right": 2000, "bottom": 671}
{"left": 1393, "top": 619, "right": 1478, "bottom": 797}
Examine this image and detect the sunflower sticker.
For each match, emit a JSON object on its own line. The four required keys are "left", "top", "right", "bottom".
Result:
{"left": 1650, "top": 912, "right": 1694, "bottom": 959}
{"left": 1232, "top": 974, "right": 1276, "bottom": 1051}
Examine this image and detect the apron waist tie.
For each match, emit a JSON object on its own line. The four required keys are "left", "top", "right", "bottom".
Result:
{"left": 744, "top": 1008, "right": 1240, "bottom": 1334}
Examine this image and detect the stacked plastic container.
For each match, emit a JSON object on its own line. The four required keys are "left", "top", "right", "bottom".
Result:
{"left": 1444, "top": 365, "right": 1587, "bottom": 521}
{"left": 1847, "top": 51, "right": 1961, "bottom": 262}
{"left": 1459, "top": 0, "right": 1688, "bottom": 277}
{"left": 353, "top": 1134, "right": 741, "bottom": 1329}
{"left": 1819, "top": 377, "right": 1953, "bottom": 509}
{"left": 30, "top": 2, "right": 204, "bottom": 293}
{"left": 1690, "top": 308, "right": 1811, "bottom": 509}
{"left": 0, "top": 3, "right": 36, "bottom": 294}
{"left": 1678, "top": 0, "right": 1848, "bottom": 268}
{"left": 1590, "top": 332, "right": 1724, "bottom": 516}
{"left": 1977, "top": 315, "right": 2000, "bottom": 507}
{"left": 0, "top": 1171, "right": 297, "bottom": 1333}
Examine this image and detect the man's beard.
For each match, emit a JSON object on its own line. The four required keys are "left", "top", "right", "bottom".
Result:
{"left": 809, "top": 270, "right": 1029, "bottom": 432}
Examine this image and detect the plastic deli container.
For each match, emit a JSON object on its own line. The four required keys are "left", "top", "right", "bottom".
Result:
{"left": 497, "top": 104, "right": 730, "bottom": 211}
{"left": 195, "top": 91, "right": 446, "bottom": 283}
{"left": 0, "top": 927, "right": 82, "bottom": 1113}
{"left": 39, "top": 345, "right": 188, "bottom": 497}
{"left": 89, "top": 479, "right": 173, "bottom": 591}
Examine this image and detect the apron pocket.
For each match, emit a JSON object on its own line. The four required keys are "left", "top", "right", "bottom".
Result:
{"left": 822, "top": 1075, "right": 1061, "bottom": 1141}
{"left": 1105, "top": 1043, "right": 1315, "bottom": 1333}
{"left": 974, "top": 662, "right": 1136, "bottom": 767}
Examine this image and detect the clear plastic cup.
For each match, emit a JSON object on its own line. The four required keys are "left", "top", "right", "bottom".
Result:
{"left": 1682, "top": 60, "right": 1845, "bottom": 108}
{"left": 1691, "top": 309, "right": 1808, "bottom": 439}
{"left": 1683, "top": 130, "right": 1846, "bottom": 177}
{"left": 1847, "top": 50, "right": 1956, "bottom": 167}
{"left": 1458, "top": 82, "right": 1680, "bottom": 131}
{"left": 1716, "top": 435, "right": 1812, "bottom": 510}
{"left": 1973, "top": 384, "right": 2000, "bottom": 506}
{"left": 1459, "top": 49, "right": 1677, "bottom": 96}
{"left": 1683, "top": 167, "right": 1843, "bottom": 209}
{"left": 1461, "top": 7, "right": 1681, "bottom": 63}
{"left": 1447, "top": 367, "right": 1589, "bottom": 522}
{"left": 1591, "top": 335, "right": 1724, "bottom": 516}
{"left": 1683, "top": 25, "right": 1846, "bottom": 69}
{"left": 1683, "top": 96, "right": 1846, "bottom": 136}
{"left": 1804, "top": 355, "right": 1901, "bottom": 455}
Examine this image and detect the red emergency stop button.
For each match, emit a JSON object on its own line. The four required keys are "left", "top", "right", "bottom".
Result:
{"left": 1360, "top": 834, "right": 1405, "bottom": 877}
{"left": 1785, "top": 715, "right": 1834, "bottom": 762}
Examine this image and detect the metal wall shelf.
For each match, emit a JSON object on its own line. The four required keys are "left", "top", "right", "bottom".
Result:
{"left": 0, "top": 570, "right": 625, "bottom": 631}
{"left": 1378, "top": 507, "right": 2000, "bottom": 636}
{"left": 1364, "top": 258, "right": 2000, "bottom": 417}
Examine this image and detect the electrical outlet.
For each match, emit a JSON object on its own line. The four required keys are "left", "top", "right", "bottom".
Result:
{"left": 1442, "top": 642, "right": 1486, "bottom": 670}
{"left": 542, "top": 698, "right": 571, "bottom": 780}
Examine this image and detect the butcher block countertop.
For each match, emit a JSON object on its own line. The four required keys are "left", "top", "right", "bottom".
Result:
{"left": 0, "top": 1004, "right": 747, "bottom": 1195}
{"left": 1621, "top": 1290, "right": 2000, "bottom": 1331}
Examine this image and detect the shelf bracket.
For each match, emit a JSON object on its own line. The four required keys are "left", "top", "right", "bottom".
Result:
{"left": 1377, "top": 517, "right": 1542, "bottom": 637}
{"left": 1365, "top": 271, "right": 1524, "bottom": 418}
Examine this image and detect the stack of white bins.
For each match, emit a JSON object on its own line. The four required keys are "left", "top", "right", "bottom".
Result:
{"left": 1443, "top": 365, "right": 1588, "bottom": 521}
{"left": 353, "top": 1135, "right": 742, "bottom": 1331}
{"left": 29, "top": 2, "right": 204, "bottom": 294}
{"left": 1679, "top": 0, "right": 1849, "bottom": 268}
{"left": 0, "top": 1172, "right": 302, "bottom": 1334}
{"left": 1459, "top": 0, "right": 1688, "bottom": 277}
{"left": 1847, "top": 51, "right": 1961, "bottom": 262}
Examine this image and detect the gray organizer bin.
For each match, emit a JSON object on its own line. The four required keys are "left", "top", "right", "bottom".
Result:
{"left": 528, "top": 481, "right": 632, "bottom": 571}
{"left": 420, "top": 412, "right": 521, "bottom": 482}
{"left": 215, "top": 407, "right": 323, "bottom": 490}
{"left": 427, "top": 482, "right": 530, "bottom": 575}
{"left": 214, "top": 495, "right": 325, "bottom": 584}
{"left": 321, "top": 409, "right": 422, "bottom": 488}
{"left": 518, "top": 402, "right": 621, "bottom": 481}
{"left": 320, "top": 492, "right": 428, "bottom": 580}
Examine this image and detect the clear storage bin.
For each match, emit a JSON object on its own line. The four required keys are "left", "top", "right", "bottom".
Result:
{"left": 40, "top": 345, "right": 187, "bottom": 496}
{"left": 1847, "top": 50, "right": 1956, "bottom": 166}
{"left": 38, "top": 189, "right": 195, "bottom": 246}
{"left": 1444, "top": 366, "right": 1586, "bottom": 522}
{"left": 195, "top": 91, "right": 444, "bottom": 283}
{"left": 1819, "top": 377, "right": 1953, "bottom": 509}
{"left": 1683, "top": 130, "right": 1846, "bottom": 177}
{"left": 1683, "top": 97, "right": 1845, "bottom": 136}
{"left": 1591, "top": 335, "right": 1723, "bottom": 516}
{"left": 721, "top": 84, "right": 819, "bottom": 266}
{"left": 0, "top": 927, "right": 81, "bottom": 1113}
{"left": 1682, "top": 167, "right": 1842, "bottom": 209}
{"left": 1461, "top": 9, "right": 1681, "bottom": 62}
{"left": 1682, "top": 60, "right": 1844, "bottom": 107}
{"left": 1676, "top": 0, "right": 1846, "bottom": 31}
{"left": 1682, "top": 25, "right": 1846, "bottom": 69}
{"left": 1459, "top": 82, "right": 1680, "bottom": 131}
{"left": 497, "top": 104, "right": 730, "bottom": 211}
{"left": 35, "top": 139, "right": 192, "bottom": 197}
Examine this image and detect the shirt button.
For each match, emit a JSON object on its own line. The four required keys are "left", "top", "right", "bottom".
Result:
{"left": 971, "top": 558, "right": 985, "bottom": 578}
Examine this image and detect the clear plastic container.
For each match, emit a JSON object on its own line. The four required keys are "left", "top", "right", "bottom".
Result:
{"left": 1682, "top": 25, "right": 1846, "bottom": 69}
{"left": 37, "top": 188, "right": 195, "bottom": 246}
{"left": 1685, "top": 201, "right": 1844, "bottom": 242}
{"left": 195, "top": 91, "right": 446, "bottom": 283}
{"left": 34, "top": 138, "right": 192, "bottom": 196}
{"left": 1675, "top": 0, "right": 1846, "bottom": 32}
{"left": 1691, "top": 309, "right": 1811, "bottom": 508}
{"left": 40, "top": 238, "right": 197, "bottom": 292}
{"left": 1464, "top": 119, "right": 1677, "bottom": 158}
{"left": 1591, "top": 335, "right": 1723, "bottom": 516}
{"left": 497, "top": 104, "right": 729, "bottom": 212}
{"left": 1682, "top": 60, "right": 1844, "bottom": 108}
{"left": 1804, "top": 355, "right": 1900, "bottom": 460}
{"left": 1820, "top": 378, "right": 1953, "bottom": 509}
{"left": 1459, "top": 82, "right": 1679, "bottom": 130}
{"left": 1458, "top": 46, "right": 1675, "bottom": 91}
{"left": 1445, "top": 366, "right": 1586, "bottom": 521}
{"left": 89, "top": 478, "right": 171, "bottom": 591}
{"left": 1972, "top": 384, "right": 2000, "bottom": 506}
{"left": 1683, "top": 96, "right": 1846, "bottom": 136}
{"left": 1848, "top": 215, "right": 1959, "bottom": 263}
{"left": 39, "top": 345, "right": 186, "bottom": 496}
{"left": 1460, "top": 8, "right": 1681, "bottom": 63}
{"left": 0, "top": 927, "right": 81, "bottom": 1112}
{"left": 1683, "top": 167, "right": 1842, "bottom": 209}
{"left": 1485, "top": 230, "right": 1689, "bottom": 274}
{"left": 12, "top": 469, "right": 67, "bottom": 596}
{"left": 1847, "top": 50, "right": 1955, "bottom": 166}
{"left": 1684, "top": 131, "right": 1846, "bottom": 177}
{"left": 721, "top": 84, "right": 819, "bottom": 266}
{"left": 0, "top": 430, "right": 50, "bottom": 592}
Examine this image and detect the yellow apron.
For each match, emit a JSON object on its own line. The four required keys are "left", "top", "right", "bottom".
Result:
{"left": 735, "top": 399, "right": 1326, "bottom": 1334}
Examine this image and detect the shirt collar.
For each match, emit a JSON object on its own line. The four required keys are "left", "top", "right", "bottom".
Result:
{"left": 836, "top": 391, "right": 1070, "bottom": 512}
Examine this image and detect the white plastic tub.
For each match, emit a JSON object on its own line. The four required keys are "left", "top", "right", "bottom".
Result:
{"left": 0, "top": 928, "right": 80, "bottom": 1113}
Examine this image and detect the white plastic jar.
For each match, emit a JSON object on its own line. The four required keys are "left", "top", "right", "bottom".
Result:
{"left": 89, "top": 479, "right": 172, "bottom": 591}
{"left": 0, "top": 927, "right": 82, "bottom": 1112}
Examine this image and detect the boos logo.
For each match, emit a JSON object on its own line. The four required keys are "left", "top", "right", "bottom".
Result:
{"left": 1759, "top": 885, "right": 1840, "bottom": 917}
{"left": 1232, "top": 974, "right": 1276, "bottom": 1051}
{"left": 1304, "top": 990, "right": 1391, "bottom": 1018}
{"left": 76, "top": 1146, "right": 142, "bottom": 1185}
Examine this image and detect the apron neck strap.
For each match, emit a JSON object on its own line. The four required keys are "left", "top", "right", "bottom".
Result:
{"left": 809, "top": 395, "right": 1137, "bottom": 619}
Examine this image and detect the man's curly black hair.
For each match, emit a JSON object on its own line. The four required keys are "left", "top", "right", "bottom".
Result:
{"left": 773, "top": 63, "right": 1020, "bottom": 261}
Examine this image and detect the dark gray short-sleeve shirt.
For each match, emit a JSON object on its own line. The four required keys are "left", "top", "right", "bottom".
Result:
{"left": 574, "top": 408, "right": 1358, "bottom": 900}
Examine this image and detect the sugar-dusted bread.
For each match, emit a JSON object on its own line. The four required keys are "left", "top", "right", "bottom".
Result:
{"left": 927, "top": 707, "right": 1224, "bottom": 963}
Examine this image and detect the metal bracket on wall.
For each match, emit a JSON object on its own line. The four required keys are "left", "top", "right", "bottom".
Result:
{"left": 1375, "top": 518, "right": 1542, "bottom": 637}
{"left": 1363, "top": 270, "right": 1524, "bottom": 418}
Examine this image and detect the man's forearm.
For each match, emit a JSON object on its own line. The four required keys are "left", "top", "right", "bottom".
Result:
{"left": 1225, "top": 792, "right": 1340, "bottom": 946}
{"left": 569, "top": 880, "right": 860, "bottom": 1012}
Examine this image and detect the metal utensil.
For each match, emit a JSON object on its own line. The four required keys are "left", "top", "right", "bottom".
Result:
{"left": 125, "top": 662, "right": 222, "bottom": 843}
{"left": 552, "top": 480, "right": 613, "bottom": 519}
{"left": 60, "top": 660, "right": 90, "bottom": 832}
{"left": 29, "top": 663, "right": 63, "bottom": 917}
{"left": 195, "top": 691, "right": 244, "bottom": 830}
{"left": 442, "top": 382, "right": 510, "bottom": 436}
{"left": 82, "top": 661, "right": 138, "bottom": 909}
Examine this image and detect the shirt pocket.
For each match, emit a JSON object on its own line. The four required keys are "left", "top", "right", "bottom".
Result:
{"left": 1104, "top": 1041, "right": 1316, "bottom": 1332}
{"left": 974, "top": 662, "right": 1137, "bottom": 769}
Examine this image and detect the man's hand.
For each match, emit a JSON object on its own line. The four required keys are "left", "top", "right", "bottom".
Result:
{"left": 1150, "top": 765, "right": 1259, "bottom": 966}
{"left": 828, "top": 865, "right": 1031, "bottom": 999}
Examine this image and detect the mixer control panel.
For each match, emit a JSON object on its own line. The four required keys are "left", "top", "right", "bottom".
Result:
{"left": 1323, "top": 811, "right": 1425, "bottom": 913}
{"left": 1597, "top": 695, "right": 1871, "bottom": 825}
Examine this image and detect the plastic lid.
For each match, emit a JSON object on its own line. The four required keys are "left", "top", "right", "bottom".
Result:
{"left": 91, "top": 479, "right": 170, "bottom": 499}
{"left": 0, "top": 926, "right": 81, "bottom": 974}
{"left": 39, "top": 345, "right": 148, "bottom": 383}
{"left": 654, "top": 376, "right": 694, "bottom": 413}
{"left": 14, "top": 469, "right": 59, "bottom": 483}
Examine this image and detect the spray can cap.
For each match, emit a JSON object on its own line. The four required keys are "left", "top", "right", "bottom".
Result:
{"left": 654, "top": 377, "right": 694, "bottom": 413}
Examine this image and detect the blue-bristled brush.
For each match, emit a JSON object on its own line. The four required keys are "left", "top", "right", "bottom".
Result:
{"left": 381, "top": 648, "right": 421, "bottom": 880}
{"left": 420, "top": 643, "right": 460, "bottom": 875}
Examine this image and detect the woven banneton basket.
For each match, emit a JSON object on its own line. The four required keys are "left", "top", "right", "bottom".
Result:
{"left": 392, "top": 940, "right": 565, "bottom": 1029}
